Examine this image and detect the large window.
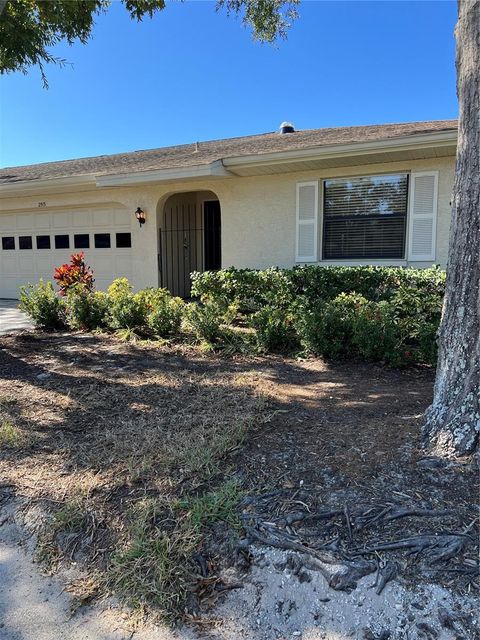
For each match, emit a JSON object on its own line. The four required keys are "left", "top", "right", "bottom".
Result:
{"left": 323, "top": 173, "right": 408, "bottom": 260}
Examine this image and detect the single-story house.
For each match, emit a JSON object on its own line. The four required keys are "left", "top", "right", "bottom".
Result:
{"left": 0, "top": 119, "right": 457, "bottom": 299}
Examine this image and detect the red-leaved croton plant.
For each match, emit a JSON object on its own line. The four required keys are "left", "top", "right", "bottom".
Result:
{"left": 53, "top": 252, "right": 94, "bottom": 296}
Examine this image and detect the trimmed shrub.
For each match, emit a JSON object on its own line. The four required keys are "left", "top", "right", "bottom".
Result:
{"left": 296, "top": 290, "right": 441, "bottom": 366}
{"left": 19, "top": 280, "right": 65, "bottom": 330}
{"left": 295, "top": 293, "right": 368, "bottom": 359}
{"left": 191, "top": 265, "right": 446, "bottom": 312}
{"left": 144, "top": 289, "right": 184, "bottom": 338}
{"left": 350, "top": 300, "right": 404, "bottom": 365}
{"left": 185, "top": 300, "right": 236, "bottom": 343}
{"left": 191, "top": 267, "right": 291, "bottom": 314}
{"left": 65, "top": 286, "right": 109, "bottom": 331}
{"left": 250, "top": 305, "right": 299, "bottom": 352}
{"left": 192, "top": 266, "right": 445, "bottom": 365}
{"left": 106, "top": 278, "right": 147, "bottom": 330}
{"left": 387, "top": 285, "right": 442, "bottom": 365}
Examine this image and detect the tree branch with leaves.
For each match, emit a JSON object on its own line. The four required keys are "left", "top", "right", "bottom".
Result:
{"left": 0, "top": 0, "right": 299, "bottom": 87}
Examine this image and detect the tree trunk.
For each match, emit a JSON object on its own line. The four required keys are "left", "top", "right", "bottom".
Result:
{"left": 423, "top": 0, "right": 480, "bottom": 456}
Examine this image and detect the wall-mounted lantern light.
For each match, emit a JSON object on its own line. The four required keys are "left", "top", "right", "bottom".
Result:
{"left": 135, "top": 207, "right": 146, "bottom": 227}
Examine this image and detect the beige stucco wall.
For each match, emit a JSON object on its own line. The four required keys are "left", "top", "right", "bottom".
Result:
{"left": 219, "top": 156, "right": 455, "bottom": 271}
{"left": 0, "top": 155, "right": 454, "bottom": 294}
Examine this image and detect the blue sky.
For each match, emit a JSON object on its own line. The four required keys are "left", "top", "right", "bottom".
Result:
{"left": 0, "top": 0, "right": 458, "bottom": 168}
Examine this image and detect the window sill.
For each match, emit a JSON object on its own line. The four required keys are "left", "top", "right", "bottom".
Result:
{"left": 316, "top": 259, "right": 408, "bottom": 267}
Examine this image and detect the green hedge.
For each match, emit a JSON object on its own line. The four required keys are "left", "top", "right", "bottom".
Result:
{"left": 20, "top": 266, "right": 445, "bottom": 367}
{"left": 191, "top": 266, "right": 445, "bottom": 365}
{"left": 191, "top": 265, "right": 446, "bottom": 311}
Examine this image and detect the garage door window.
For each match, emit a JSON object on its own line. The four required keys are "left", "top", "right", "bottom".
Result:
{"left": 74, "top": 234, "right": 89, "bottom": 249}
{"left": 94, "top": 233, "right": 111, "bottom": 249}
{"left": 36, "top": 235, "right": 51, "bottom": 249}
{"left": 19, "top": 236, "right": 33, "bottom": 250}
{"left": 116, "top": 233, "right": 131, "bottom": 248}
{"left": 2, "top": 237, "right": 15, "bottom": 250}
{"left": 55, "top": 235, "right": 70, "bottom": 249}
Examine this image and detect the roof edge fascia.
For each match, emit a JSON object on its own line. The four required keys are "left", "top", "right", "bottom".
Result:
{"left": 0, "top": 174, "right": 97, "bottom": 198}
{"left": 95, "top": 160, "right": 232, "bottom": 187}
{"left": 222, "top": 131, "right": 458, "bottom": 170}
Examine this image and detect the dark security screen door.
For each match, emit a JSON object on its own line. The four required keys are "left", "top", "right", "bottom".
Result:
{"left": 203, "top": 200, "right": 221, "bottom": 271}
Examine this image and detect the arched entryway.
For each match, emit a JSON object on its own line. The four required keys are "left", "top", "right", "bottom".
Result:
{"left": 158, "top": 190, "right": 221, "bottom": 297}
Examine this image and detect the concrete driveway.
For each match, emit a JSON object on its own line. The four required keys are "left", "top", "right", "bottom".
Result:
{"left": 0, "top": 300, "right": 34, "bottom": 335}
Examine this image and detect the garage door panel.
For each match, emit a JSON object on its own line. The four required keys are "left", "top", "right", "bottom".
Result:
{"left": 34, "top": 255, "right": 54, "bottom": 270}
{"left": 0, "top": 216, "right": 15, "bottom": 231}
{"left": 53, "top": 250, "right": 72, "bottom": 262}
{"left": 114, "top": 255, "right": 132, "bottom": 272}
{"left": 0, "top": 278, "right": 21, "bottom": 298}
{"left": 18, "top": 256, "right": 35, "bottom": 273}
{"left": 17, "top": 214, "right": 35, "bottom": 229}
{"left": 53, "top": 212, "right": 72, "bottom": 228}
{"left": 73, "top": 211, "right": 92, "bottom": 227}
{"left": 1, "top": 258, "right": 18, "bottom": 275}
{"left": 35, "top": 213, "right": 51, "bottom": 229}
{"left": 90, "top": 255, "right": 113, "bottom": 273}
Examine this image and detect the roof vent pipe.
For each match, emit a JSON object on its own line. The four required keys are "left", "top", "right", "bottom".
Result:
{"left": 279, "top": 121, "right": 295, "bottom": 134}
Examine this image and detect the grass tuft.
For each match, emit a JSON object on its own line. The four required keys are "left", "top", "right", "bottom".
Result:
{"left": 107, "top": 498, "right": 198, "bottom": 621}
{"left": 0, "top": 420, "right": 25, "bottom": 449}
{"left": 108, "top": 480, "right": 244, "bottom": 621}
{"left": 36, "top": 496, "right": 91, "bottom": 571}
{"left": 181, "top": 479, "right": 244, "bottom": 531}
{"left": 178, "top": 418, "right": 252, "bottom": 478}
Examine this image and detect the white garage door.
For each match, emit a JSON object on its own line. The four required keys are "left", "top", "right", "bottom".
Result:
{"left": 0, "top": 207, "right": 133, "bottom": 299}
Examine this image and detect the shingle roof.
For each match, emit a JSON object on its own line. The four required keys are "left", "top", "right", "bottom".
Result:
{"left": 0, "top": 120, "right": 457, "bottom": 185}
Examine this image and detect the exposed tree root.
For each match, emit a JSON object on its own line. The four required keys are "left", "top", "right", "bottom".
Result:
{"left": 245, "top": 526, "right": 376, "bottom": 591}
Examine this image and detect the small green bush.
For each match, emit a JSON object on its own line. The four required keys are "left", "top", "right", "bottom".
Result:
{"left": 106, "top": 278, "right": 147, "bottom": 330}
{"left": 19, "top": 280, "right": 65, "bottom": 330}
{"left": 387, "top": 285, "right": 442, "bottom": 365}
{"left": 295, "top": 293, "right": 367, "bottom": 359}
{"left": 250, "top": 305, "right": 299, "bottom": 352}
{"left": 143, "top": 289, "right": 184, "bottom": 338}
{"left": 296, "top": 289, "right": 441, "bottom": 366}
{"left": 350, "top": 300, "right": 404, "bottom": 365}
{"left": 185, "top": 300, "right": 235, "bottom": 343}
{"left": 65, "top": 286, "right": 109, "bottom": 331}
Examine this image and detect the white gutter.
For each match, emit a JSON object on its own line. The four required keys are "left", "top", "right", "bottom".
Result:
{"left": 0, "top": 174, "right": 96, "bottom": 197}
{"left": 95, "top": 159, "right": 232, "bottom": 187}
{"left": 222, "top": 131, "right": 458, "bottom": 170}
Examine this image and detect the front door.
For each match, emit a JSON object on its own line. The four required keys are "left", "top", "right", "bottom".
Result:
{"left": 203, "top": 200, "right": 221, "bottom": 271}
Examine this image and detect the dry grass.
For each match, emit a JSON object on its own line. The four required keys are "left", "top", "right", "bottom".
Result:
{"left": 0, "top": 333, "right": 262, "bottom": 621}
{"left": 1, "top": 331, "right": 477, "bottom": 630}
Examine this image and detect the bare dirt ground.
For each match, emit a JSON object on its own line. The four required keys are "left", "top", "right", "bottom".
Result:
{"left": 0, "top": 332, "right": 478, "bottom": 640}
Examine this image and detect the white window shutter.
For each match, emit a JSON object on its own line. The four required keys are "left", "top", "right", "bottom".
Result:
{"left": 296, "top": 181, "right": 318, "bottom": 262}
{"left": 407, "top": 172, "right": 438, "bottom": 261}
